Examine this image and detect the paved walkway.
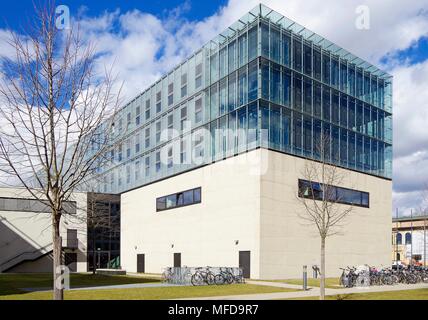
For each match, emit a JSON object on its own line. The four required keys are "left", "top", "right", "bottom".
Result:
{"left": 179, "top": 282, "right": 428, "bottom": 300}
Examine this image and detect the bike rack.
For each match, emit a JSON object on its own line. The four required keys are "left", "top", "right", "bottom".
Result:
{"left": 162, "top": 266, "right": 244, "bottom": 286}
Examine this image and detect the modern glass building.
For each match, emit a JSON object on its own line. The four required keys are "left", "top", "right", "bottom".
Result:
{"left": 95, "top": 3, "right": 392, "bottom": 195}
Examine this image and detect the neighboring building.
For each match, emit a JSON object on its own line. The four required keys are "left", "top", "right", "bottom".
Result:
{"left": 0, "top": 188, "right": 120, "bottom": 273}
{"left": 392, "top": 215, "right": 428, "bottom": 266}
{"left": 117, "top": 4, "right": 393, "bottom": 279}
{"left": 0, "top": 188, "right": 87, "bottom": 273}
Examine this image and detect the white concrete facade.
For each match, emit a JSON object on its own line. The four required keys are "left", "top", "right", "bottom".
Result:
{"left": 0, "top": 188, "right": 88, "bottom": 273}
{"left": 121, "top": 149, "right": 392, "bottom": 279}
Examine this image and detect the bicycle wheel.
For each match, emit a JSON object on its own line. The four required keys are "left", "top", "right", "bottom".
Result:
{"left": 214, "top": 274, "right": 225, "bottom": 285}
{"left": 191, "top": 272, "right": 204, "bottom": 286}
{"left": 206, "top": 272, "right": 215, "bottom": 285}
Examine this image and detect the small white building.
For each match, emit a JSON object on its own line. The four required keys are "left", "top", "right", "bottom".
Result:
{"left": 0, "top": 188, "right": 88, "bottom": 273}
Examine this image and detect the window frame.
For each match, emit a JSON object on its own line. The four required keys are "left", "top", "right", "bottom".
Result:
{"left": 156, "top": 187, "right": 202, "bottom": 212}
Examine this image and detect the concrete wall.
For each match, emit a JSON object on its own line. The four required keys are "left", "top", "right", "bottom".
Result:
{"left": 259, "top": 149, "right": 392, "bottom": 279}
{"left": 120, "top": 149, "right": 392, "bottom": 279}
{"left": 121, "top": 152, "right": 262, "bottom": 278}
{"left": 0, "top": 188, "right": 88, "bottom": 273}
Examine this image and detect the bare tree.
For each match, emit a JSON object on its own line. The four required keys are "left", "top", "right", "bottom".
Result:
{"left": 296, "top": 133, "right": 354, "bottom": 300}
{"left": 0, "top": 1, "right": 121, "bottom": 300}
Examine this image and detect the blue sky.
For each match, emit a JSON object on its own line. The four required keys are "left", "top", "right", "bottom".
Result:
{"left": 0, "top": 0, "right": 227, "bottom": 29}
{"left": 0, "top": 0, "right": 427, "bottom": 214}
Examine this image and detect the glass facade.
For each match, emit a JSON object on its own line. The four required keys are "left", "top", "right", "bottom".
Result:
{"left": 93, "top": 4, "right": 392, "bottom": 194}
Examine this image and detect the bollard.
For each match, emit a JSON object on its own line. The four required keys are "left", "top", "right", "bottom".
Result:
{"left": 303, "top": 265, "right": 308, "bottom": 291}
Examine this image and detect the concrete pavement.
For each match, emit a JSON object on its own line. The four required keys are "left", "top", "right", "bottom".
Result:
{"left": 179, "top": 281, "right": 428, "bottom": 300}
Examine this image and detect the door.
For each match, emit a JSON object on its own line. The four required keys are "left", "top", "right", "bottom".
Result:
{"left": 137, "top": 254, "right": 145, "bottom": 273}
{"left": 239, "top": 251, "right": 251, "bottom": 278}
{"left": 174, "top": 253, "right": 181, "bottom": 268}
{"left": 64, "top": 253, "right": 77, "bottom": 272}
{"left": 66, "top": 229, "right": 78, "bottom": 248}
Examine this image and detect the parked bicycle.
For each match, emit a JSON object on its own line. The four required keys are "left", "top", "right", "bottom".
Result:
{"left": 339, "top": 265, "right": 428, "bottom": 287}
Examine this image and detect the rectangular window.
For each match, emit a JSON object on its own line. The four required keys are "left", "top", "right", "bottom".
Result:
{"left": 219, "top": 47, "right": 227, "bottom": 78}
{"left": 127, "top": 112, "right": 132, "bottom": 128}
{"left": 282, "top": 32, "right": 291, "bottom": 66}
{"left": 118, "top": 143, "right": 123, "bottom": 162}
{"left": 145, "top": 100, "right": 151, "bottom": 120}
{"left": 135, "top": 160, "right": 140, "bottom": 181}
{"left": 156, "top": 91, "right": 162, "bottom": 113}
{"left": 228, "top": 40, "right": 236, "bottom": 72}
{"left": 248, "top": 60, "right": 258, "bottom": 102}
{"left": 155, "top": 151, "right": 161, "bottom": 173}
{"left": 271, "top": 27, "right": 280, "bottom": 63}
{"left": 313, "top": 47, "right": 321, "bottom": 80}
{"left": 303, "top": 78, "right": 312, "bottom": 114}
{"left": 283, "top": 69, "right": 291, "bottom": 107}
{"left": 322, "top": 86, "right": 330, "bottom": 121}
{"left": 238, "top": 33, "right": 247, "bottom": 67}
{"left": 210, "top": 52, "right": 218, "bottom": 83}
{"left": 195, "top": 63, "right": 203, "bottom": 89}
{"left": 167, "top": 114, "right": 174, "bottom": 139}
{"left": 219, "top": 79, "right": 227, "bottom": 115}
{"left": 293, "top": 38, "right": 302, "bottom": 71}
{"left": 0, "top": 198, "right": 76, "bottom": 214}
{"left": 303, "top": 43, "right": 312, "bottom": 76}
{"left": 313, "top": 83, "right": 321, "bottom": 118}
{"left": 331, "top": 57, "right": 339, "bottom": 88}
{"left": 180, "top": 140, "right": 187, "bottom": 164}
{"left": 145, "top": 128, "right": 150, "bottom": 149}
{"left": 145, "top": 157, "right": 150, "bottom": 177}
{"left": 167, "top": 146, "right": 173, "bottom": 169}
{"left": 322, "top": 52, "right": 330, "bottom": 84}
{"left": 195, "top": 98, "right": 203, "bottom": 123}
{"left": 271, "top": 63, "right": 281, "bottom": 104}
{"left": 181, "top": 106, "right": 188, "bottom": 131}
{"left": 248, "top": 102, "right": 258, "bottom": 147}
{"left": 168, "top": 83, "right": 174, "bottom": 107}
{"left": 126, "top": 165, "right": 131, "bottom": 184}
{"left": 156, "top": 187, "right": 202, "bottom": 212}
{"left": 261, "top": 23, "right": 269, "bottom": 58}
{"left": 136, "top": 106, "right": 141, "bottom": 126}
{"left": 293, "top": 74, "right": 302, "bottom": 111}
{"left": 248, "top": 26, "right": 257, "bottom": 61}
{"left": 238, "top": 67, "right": 247, "bottom": 107}
{"left": 156, "top": 121, "right": 161, "bottom": 143}
{"left": 228, "top": 72, "right": 237, "bottom": 112}
{"left": 298, "top": 179, "right": 369, "bottom": 208}
{"left": 126, "top": 141, "right": 131, "bottom": 159}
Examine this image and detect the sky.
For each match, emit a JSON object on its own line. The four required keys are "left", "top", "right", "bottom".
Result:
{"left": 0, "top": 0, "right": 427, "bottom": 216}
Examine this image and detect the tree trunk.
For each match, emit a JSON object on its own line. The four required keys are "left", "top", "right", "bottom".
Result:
{"left": 52, "top": 217, "right": 64, "bottom": 300}
{"left": 320, "top": 236, "right": 326, "bottom": 300}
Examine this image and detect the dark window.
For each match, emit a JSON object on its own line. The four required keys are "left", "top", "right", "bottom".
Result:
{"left": 156, "top": 187, "right": 201, "bottom": 212}
{"left": 396, "top": 233, "right": 402, "bottom": 245}
{"left": 405, "top": 232, "right": 412, "bottom": 245}
{"left": 298, "top": 179, "right": 369, "bottom": 208}
{"left": 0, "top": 197, "right": 76, "bottom": 214}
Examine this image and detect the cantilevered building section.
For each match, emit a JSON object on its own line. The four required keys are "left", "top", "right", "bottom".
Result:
{"left": 113, "top": 4, "right": 392, "bottom": 279}
{"left": 96, "top": 4, "right": 392, "bottom": 195}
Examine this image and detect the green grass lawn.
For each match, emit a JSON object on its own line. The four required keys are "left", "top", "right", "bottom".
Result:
{"left": 262, "top": 278, "right": 342, "bottom": 289}
{"left": 289, "top": 288, "right": 428, "bottom": 300}
{"left": 0, "top": 284, "right": 297, "bottom": 300}
{"left": 0, "top": 273, "right": 160, "bottom": 296}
